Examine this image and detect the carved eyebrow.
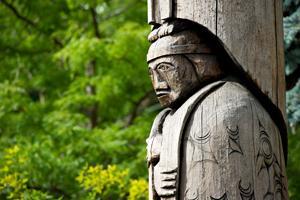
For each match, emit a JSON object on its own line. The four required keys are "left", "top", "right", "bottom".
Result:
{"left": 155, "top": 62, "right": 173, "bottom": 70}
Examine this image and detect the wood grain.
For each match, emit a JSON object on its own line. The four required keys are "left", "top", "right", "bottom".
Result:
{"left": 179, "top": 81, "right": 288, "bottom": 199}
{"left": 148, "top": 0, "right": 161, "bottom": 25}
{"left": 216, "top": 0, "right": 277, "bottom": 107}
{"left": 275, "top": 0, "right": 286, "bottom": 120}
{"left": 174, "top": 0, "right": 217, "bottom": 34}
{"left": 147, "top": 0, "right": 155, "bottom": 24}
{"left": 159, "top": 0, "right": 172, "bottom": 20}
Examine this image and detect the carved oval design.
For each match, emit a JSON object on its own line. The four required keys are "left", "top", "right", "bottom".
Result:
{"left": 185, "top": 188, "right": 199, "bottom": 200}
{"left": 239, "top": 180, "right": 255, "bottom": 200}
{"left": 261, "top": 137, "right": 272, "bottom": 159}
{"left": 258, "top": 125, "right": 274, "bottom": 166}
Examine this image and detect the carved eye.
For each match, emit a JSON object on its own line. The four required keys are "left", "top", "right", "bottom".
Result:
{"left": 157, "top": 63, "right": 174, "bottom": 71}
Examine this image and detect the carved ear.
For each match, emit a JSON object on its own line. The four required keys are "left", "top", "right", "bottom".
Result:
{"left": 185, "top": 54, "right": 224, "bottom": 82}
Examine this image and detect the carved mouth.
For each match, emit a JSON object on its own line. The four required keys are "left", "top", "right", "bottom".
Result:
{"left": 156, "top": 90, "right": 170, "bottom": 97}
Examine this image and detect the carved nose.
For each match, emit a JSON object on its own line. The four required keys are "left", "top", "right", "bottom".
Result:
{"left": 153, "top": 71, "right": 169, "bottom": 90}
{"left": 156, "top": 81, "right": 169, "bottom": 90}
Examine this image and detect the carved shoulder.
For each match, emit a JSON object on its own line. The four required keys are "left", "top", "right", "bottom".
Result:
{"left": 188, "top": 81, "right": 258, "bottom": 129}
{"left": 180, "top": 81, "right": 287, "bottom": 199}
{"left": 185, "top": 81, "right": 273, "bottom": 152}
{"left": 184, "top": 81, "right": 280, "bottom": 161}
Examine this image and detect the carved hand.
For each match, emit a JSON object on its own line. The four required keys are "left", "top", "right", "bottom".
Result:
{"left": 153, "top": 165, "right": 177, "bottom": 198}
{"left": 147, "top": 134, "right": 162, "bottom": 166}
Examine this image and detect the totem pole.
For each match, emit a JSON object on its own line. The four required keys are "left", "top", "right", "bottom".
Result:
{"left": 146, "top": 1, "right": 288, "bottom": 200}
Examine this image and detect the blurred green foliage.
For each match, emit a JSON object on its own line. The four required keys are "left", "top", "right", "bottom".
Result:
{"left": 287, "top": 127, "right": 300, "bottom": 200}
{"left": 0, "top": 0, "right": 153, "bottom": 199}
{"left": 0, "top": 0, "right": 299, "bottom": 199}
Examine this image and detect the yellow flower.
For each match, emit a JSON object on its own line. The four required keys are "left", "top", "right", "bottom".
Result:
{"left": 76, "top": 164, "right": 129, "bottom": 197}
{"left": 128, "top": 179, "right": 148, "bottom": 200}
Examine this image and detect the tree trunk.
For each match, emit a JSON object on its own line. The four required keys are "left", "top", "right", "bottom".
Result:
{"left": 85, "top": 60, "right": 98, "bottom": 129}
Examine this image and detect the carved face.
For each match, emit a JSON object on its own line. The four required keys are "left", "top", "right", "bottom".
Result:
{"left": 148, "top": 55, "right": 199, "bottom": 107}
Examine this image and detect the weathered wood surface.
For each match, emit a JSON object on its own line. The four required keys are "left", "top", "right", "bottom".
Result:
{"left": 275, "top": 0, "right": 286, "bottom": 120}
{"left": 147, "top": 79, "right": 288, "bottom": 199}
{"left": 174, "top": 0, "right": 217, "bottom": 34}
{"left": 147, "top": 0, "right": 286, "bottom": 117}
{"left": 216, "top": 0, "right": 277, "bottom": 105}
{"left": 179, "top": 81, "right": 288, "bottom": 200}
{"left": 146, "top": 2, "right": 288, "bottom": 199}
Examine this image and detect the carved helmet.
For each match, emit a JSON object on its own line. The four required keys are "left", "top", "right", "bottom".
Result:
{"left": 147, "top": 20, "right": 214, "bottom": 63}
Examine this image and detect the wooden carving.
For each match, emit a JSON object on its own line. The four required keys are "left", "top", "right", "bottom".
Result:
{"left": 147, "top": 0, "right": 286, "bottom": 118}
{"left": 146, "top": 19, "right": 288, "bottom": 200}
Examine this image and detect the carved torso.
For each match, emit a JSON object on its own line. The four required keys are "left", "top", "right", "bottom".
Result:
{"left": 148, "top": 81, "right": 288, "bottom": 200}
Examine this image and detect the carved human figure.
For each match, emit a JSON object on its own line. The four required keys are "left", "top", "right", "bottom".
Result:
{"left": 146, "top": 20, "right": 288, "bottom": 200}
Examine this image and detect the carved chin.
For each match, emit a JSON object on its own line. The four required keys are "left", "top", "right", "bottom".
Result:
{"left": 157, "top": 93, "right": 179, "bottom": 108}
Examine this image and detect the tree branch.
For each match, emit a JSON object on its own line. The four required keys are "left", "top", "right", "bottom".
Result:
{"left": 83, "top": 8, "right": 101, "bottom": 128}
{"left": 125, "top": 90, "right": 156, "bottom": 127}
{"left": 90, "top": 7, "right": 101, "bottom": 39}
{"left": 101, "top": 0, "right": 142, "bottom": 21}
{"left": 286, "top": 64, "right": 300, "bottom": 90}
{"left": 1, "top": 0, "right": 63, "bottom": 48}
{"left": 1, "top": 0, "right": 36, "bottom": 27}
{"left": 85, "top": 60, "right": 98, "bottom": 129}
{"left": 0, "top": 44, "right": 51, "bottom": 55}
{"left": 101, "top": 6, "right": 131, "bottom": 21}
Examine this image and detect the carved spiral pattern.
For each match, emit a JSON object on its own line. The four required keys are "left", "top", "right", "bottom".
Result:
{"left": 259, "top": 130, "right": 273, "bottom": 166}
{"left": 239, "top": 180, "right": 255, "bottom": 200}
